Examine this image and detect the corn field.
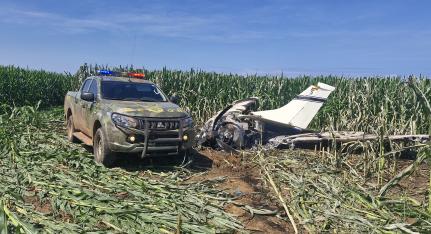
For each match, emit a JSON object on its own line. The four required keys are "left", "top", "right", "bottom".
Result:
{"left": 0, "top": 66, "right": 78, "bottom": 108}
{"left": 3, "top": 64, "right": 431, "bottom": 134}
{"left": 1, "top": 64, "right": 431, "bottom": 232}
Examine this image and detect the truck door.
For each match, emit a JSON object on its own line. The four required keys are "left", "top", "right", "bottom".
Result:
{"left": 81, "top": 79, "right": 98, "bottom": 137}
{"left": 75, "top": 79, "right": 92, "bottom": 131}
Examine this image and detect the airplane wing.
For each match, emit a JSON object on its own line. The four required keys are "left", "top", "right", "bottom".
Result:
{"left": 251, "top": 82, "right": 336, "bottom": 129}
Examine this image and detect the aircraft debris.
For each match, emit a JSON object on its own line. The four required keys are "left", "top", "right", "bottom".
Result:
{"left": 197, "top": 83, "right": 430, "bottom": 152}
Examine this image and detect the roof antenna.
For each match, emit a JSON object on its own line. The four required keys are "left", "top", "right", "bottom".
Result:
{"left": 130, "top": 32, "right": 137, "bottom": 67}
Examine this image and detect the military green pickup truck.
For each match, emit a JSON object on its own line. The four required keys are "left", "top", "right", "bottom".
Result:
{"left": 64, "top": 71, "right": 195, "bottom": 166}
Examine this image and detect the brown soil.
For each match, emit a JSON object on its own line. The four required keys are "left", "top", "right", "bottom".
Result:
{"left": 345, "top": 152, "right": 430, "bottom": 203}
{"left": 385, "top": 159, "right": 430, "bottom": 203}
{"left": 191, "top": 149, "right": 431, "bottom": 233}
{"left": 23, "top": 194, "right": 52, "bottom": 215}
{"left": 189, "top": 149, "right": 293, "bottom": 233}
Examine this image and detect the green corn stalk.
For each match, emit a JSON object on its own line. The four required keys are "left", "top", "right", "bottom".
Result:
{"left": 3, "top": 64, "right": 431, "bottom": 133}
{"left": 0, "top": 200, "right": 7, "bottom": 234}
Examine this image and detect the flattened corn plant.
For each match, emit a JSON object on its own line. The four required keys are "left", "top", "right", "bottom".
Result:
{"left": 0, "top": 106, "right": 242, "bottom": 233}
{"left": 256, "top": 149, "right": 431, "bottom": 233}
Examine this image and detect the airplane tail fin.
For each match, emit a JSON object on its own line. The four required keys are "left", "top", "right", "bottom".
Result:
{"left": 251, "top": 82, "right": 336, "bottom": 129}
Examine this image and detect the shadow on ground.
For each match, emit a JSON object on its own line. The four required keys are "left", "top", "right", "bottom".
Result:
{"left": 83, "top": 145, "right": 213, "bottom": 172}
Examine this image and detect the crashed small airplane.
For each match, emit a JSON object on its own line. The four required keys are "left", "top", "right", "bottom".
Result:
{"left": 197, "top": 83, "right": 429, "bottom": 152}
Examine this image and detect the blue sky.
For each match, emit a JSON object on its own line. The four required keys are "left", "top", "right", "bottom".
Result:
{"left": 0, "top": 0, "right": 430, "bottom": 76}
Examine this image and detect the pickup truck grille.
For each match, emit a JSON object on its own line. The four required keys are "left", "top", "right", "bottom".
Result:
{"left": 138, "top": 119, "right": 181, "bottom": 130}
{"left": 135, "top": 118, "right": 184, "bottom": 155}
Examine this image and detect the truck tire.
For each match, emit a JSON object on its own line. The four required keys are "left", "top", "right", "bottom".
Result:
{"left": 93, "top": 128, "right": 116, "bottom": 167}
{"left": 67, "top": 115, "right": 79, "bottom": 143}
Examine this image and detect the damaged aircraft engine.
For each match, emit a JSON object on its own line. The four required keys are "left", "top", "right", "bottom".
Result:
{"left": 197, "top": 83, "right": 429, "bottom": 152}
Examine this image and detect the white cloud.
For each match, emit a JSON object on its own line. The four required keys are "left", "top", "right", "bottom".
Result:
{"left": 1, "top": 5, "right": 429, "bottom": 43}
{"left": 0, "top": 7, "right": 268, "bottom": 42}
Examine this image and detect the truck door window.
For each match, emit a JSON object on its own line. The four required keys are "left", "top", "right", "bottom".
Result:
{"left": 88, "top": 80, "right": 98, "bottom": 97}
{"left": 81, "top": 79, "right": 92, "bottom": 93}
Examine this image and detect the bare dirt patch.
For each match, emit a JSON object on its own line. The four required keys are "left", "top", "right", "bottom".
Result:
{"left": 190, "top": 149, "right": 293, "bottom": 233}
{"left": 385, "top": 159, "right": 430, "bottom": 203}
{"left": 23, "top": 195, "right": 52, "bottom": 215}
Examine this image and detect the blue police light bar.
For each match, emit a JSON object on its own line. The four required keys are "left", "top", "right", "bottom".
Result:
{"left": 97, "top": 70, "right": 114, "bottom": 75}
{"left": 96, "top": 69, "right": 145, "bottom": 78}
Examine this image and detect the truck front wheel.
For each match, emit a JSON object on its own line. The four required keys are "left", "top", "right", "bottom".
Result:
{"left": 94, "top": 128, "right": 116, "bottom": 167}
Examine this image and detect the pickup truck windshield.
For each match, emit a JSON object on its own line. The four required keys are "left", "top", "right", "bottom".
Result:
{"left": 101, "top": 81, "right": 167, "bottom": 102}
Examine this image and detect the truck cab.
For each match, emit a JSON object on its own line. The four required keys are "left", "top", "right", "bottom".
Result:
{"left": 64, "top": 71, "right": 195, "bottom": 167}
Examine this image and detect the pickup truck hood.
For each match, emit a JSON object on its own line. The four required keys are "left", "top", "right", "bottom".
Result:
{"left": 103, "top": 100, "right": 188, "bottom": 118}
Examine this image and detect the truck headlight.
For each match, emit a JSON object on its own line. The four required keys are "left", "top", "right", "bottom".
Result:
{"left": 182, "top": 117, "right": 193, "bottom": 128}
{"left": 111, "top": 113, "right": 138, "bottom": 128}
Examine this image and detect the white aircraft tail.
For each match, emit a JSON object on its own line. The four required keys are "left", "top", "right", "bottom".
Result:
{"left": 251, "top": 82, "right": 336, "bottom": 129}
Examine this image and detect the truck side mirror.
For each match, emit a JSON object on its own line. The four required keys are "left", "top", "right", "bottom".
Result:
{"left": 81, "top": 92, "right": 95, "bottom": 102}
{"left": 170, "top": 93, "right": 180, "bottom": 104}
